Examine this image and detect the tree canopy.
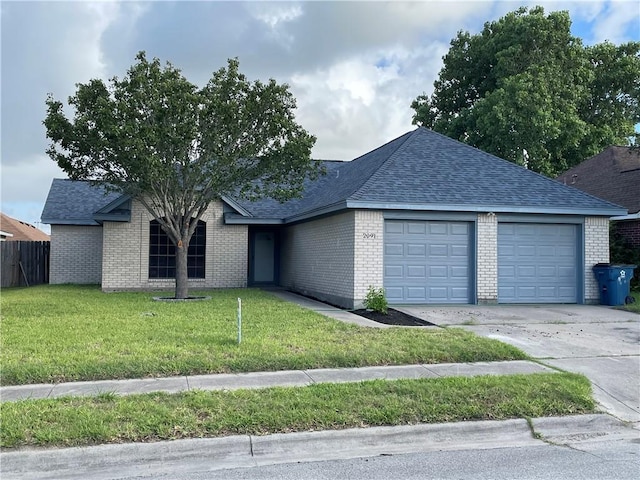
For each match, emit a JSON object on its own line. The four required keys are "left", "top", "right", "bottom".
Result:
{"left": 411, "top": 6, "right": 640, "bottom": 177}
{"left": 44, "top": 52, "right": 319, "bottom": 298}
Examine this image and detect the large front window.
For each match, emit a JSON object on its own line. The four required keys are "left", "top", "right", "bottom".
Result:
{"left": 149, "top": 219, "right": 206, "bottom": 279}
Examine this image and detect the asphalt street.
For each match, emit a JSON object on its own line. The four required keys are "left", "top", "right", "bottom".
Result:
{"left": 137, "top": 439, "right": 640, "bottom": 480}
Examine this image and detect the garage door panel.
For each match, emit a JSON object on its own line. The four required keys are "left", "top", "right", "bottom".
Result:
{"left": 559, "top": 286, "right": 577, "bottom": 297}
{"left": 538, "top": 286, "right": 557, "bottom": 297}
{"left": 429, "top": 287, "right": 449, "bottom": 300}
{"left": 498, "top": 223, "right": 577, "bottom": 304}
{"left": 429, "top": 265, "right": 448, "bottom": 278}
{"left": 516, "top": 286, "right": 536, "bottom": 299}
{"left": 499, "top": 265, "right": 516, "bottom": 278}
{"left": 385, "top": 243, "right": 403, "bottom": 256}
{"left": 557, "top": 245, "right": 574, "bottom": 256}
{"left": 450, "top": 224, "right": 469, "bottom": 235}
{"left": 538, "top": 266, "right": 557, "bottom": 277}
{"left": 385, "top": 265, "right": 403, "bottom": 278}
{"left": 450, "top": 287, "right": 469, "bottom": 300}
{"left": 407, "top": 244, "right": 426, "bottom": 256}
{"left": 558, "top": 266, "right": 576, "bottom": 278}
{"left": 451, "top": 266, "right": 468, "bottom": 278}
{"left": 517, "top": 265, "right": 536, "bottom": 277}
{"left": 517, "top": 245, "right": 536, "bottom": 256}
{"left": 384, "top": 220, "right": 471, "bottom": 304}
{"left": 429, "top": 244, "right": 448, "bottom": 256}
{"left": 538, "top": 246, "right": 555, "bottom": 256}
{"left": 428, "top": 223, "right": 447, "bottom": 235}
{"left": 406, "top": 222, "right": 426, "bottom": 234}
{"left": 386, "top": 222, "right": 404, "bottom": 234}
{"left": 407, "top": 265, "right": 426, "bottom": 278}
{"left": 450, "top": 245, "right": 468, "bottom": 257}
{"left": 407, "top": 287, "right": 427, "bottom": 299}
{"left": 385, "top": 287, "right": 404, "bottom": 302}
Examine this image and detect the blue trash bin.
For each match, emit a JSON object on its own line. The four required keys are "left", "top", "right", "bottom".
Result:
{"left": 592, "top": 264, "right": 637, "bottom": 306}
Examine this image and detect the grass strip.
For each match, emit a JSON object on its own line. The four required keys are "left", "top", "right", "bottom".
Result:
{"left": 0, "top": 285, "right": 526, "bottom": 385}
{"left": 0, "top": 372, "right": 594, "bottom": 449}
{"left": 620, "top": 291, "right": 640, "bottom": 313}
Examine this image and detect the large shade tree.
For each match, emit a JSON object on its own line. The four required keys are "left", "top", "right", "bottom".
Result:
{"left": 45, "top": 52, "right": 319, "bottom": 299}
{"left": 411, "top": 6, "right": 640, "bottom": 177}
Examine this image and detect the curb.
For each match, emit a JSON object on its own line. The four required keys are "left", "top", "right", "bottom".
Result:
{"left": 5, "top": 415, "right": 632, "bottom": 480}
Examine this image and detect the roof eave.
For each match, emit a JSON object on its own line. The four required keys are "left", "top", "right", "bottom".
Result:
{"left": 223, "top": 213, "right": 283, "bottom": 225}
{"left": 283, "top": 201, "right": 349, "bottom": 224}
{"left": 41, "top": 218, "right": 101, "bottom": 226}
{"left": 345, "top": 200, "right": 627, "bottom": 217}
{"left": 611, "top": 212, "right": 640, "bottom": 221}
{"left": 221, "top": 195, "right": 253, "bottom": 217}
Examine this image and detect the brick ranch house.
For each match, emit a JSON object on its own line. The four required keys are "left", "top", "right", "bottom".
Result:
{"left": 42, "top": 128, "right": 626, "bottom": 308}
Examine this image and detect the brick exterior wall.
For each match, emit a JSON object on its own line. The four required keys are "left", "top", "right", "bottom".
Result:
{"left": 102, "top": 199, "right": 247, "bottom": 291}
{"left": 50, "top": 225, "right": 103, "bottom": 284}
{"left": 614, "top": 219, "right": 640, "bottom": 249}
{"left": 584, "top": 216, "right": 610, "bottom": 303}
{"left": 353, "top": 210, "right": 384, "bottom": 305}
{"left": 477, "top": 213, "right": 498, "bottom": 304}
{"left": 280, "top": 210, "right": 384, "bottom": 309}
{"left": 280, "top": 211, "right": 356, "bottom": 308}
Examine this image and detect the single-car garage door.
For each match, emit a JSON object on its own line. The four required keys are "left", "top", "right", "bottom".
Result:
{"left": 384, "top": 220, "right": 471, "bottom": 304}
{"left": 498, "top": 223, "right": 578, "bottom": 303}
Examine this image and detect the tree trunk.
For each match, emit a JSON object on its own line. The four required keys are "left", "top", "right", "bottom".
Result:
{"left": 175, "top": 240, "right": 189, "bottom": 299}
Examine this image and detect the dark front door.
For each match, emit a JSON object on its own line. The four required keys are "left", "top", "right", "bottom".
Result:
{"left": 249, "top": 229, "right": 278, "bottom": 285}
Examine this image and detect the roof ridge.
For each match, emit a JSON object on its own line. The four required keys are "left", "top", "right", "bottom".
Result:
{"left": 348, "top": 128, "right": 419, "bottom": 200}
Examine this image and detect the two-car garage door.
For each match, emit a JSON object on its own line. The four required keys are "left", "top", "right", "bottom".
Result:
{"left": 383, "top": 220, "right": 579, "bottom": 304}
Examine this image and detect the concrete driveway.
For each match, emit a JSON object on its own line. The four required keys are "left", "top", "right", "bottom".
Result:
{"left": 396, "top": 305, "right": 640, "bottom": 424}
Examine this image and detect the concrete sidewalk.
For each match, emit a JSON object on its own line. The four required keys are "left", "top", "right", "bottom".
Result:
{"left": 0, "top": 360, "right": 553, "bottom": 402}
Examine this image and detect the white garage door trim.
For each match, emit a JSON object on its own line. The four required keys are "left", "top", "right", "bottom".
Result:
{"left": 498, "top": 223, "right": 578, "bottom": 304}
{"left": 384, "top": 220, "right": 472, "bottom": 304}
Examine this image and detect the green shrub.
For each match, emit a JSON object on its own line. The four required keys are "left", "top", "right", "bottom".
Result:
{"left": 363, "top": 286, "right": 388, "bottom": 314}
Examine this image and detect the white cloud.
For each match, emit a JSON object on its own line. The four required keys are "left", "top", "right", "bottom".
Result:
{"left": 590, "top": 0, "right": 640, "bottom": 43}
{"left": 1, "top": 0, "right": 638, "bottom": 224}
{"left": 1, "top": 1, "right": 146, "bottom": 222}
{"left": 290, "top": 43, "right": 449, "bottom": 160}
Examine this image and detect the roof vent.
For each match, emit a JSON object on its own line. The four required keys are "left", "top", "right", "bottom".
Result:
{"left": 571, "top": 174, "right": 577, "bottom": 184}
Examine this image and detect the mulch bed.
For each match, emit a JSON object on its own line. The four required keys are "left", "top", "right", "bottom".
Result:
{"left": 352, "top": 309, "right": 436, "bottom": 327}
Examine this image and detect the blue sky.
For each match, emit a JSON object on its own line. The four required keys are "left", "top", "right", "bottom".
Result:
{"left": 1, "top": 1, "right": 639, "bottom": 233}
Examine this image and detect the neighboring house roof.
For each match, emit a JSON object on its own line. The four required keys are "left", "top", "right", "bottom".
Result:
{"left": 556, "top": 146, "right": 640, "bottom": 215}
{"left": 0, "top": 213, "right": 50, "bottom": 241}
{"left": 41, "top": 127, "right": 627, "bottom": 226}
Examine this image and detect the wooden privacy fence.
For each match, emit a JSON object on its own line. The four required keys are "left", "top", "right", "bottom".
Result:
{"left": 0, "top": 241, "right": 50, "bottom": 288}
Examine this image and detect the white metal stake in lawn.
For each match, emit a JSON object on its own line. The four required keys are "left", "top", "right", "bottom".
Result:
{"left": 237, "top": 298, "right": 242, "bottom": 344}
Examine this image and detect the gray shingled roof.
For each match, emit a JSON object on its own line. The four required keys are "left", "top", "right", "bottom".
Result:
{"left": 42, "top": 128, "right": 626, "bottom": 225}
{"left": 557, "top": 146, "right": 640, "bottom": 214}
{"left": 41, "top": 179, "right": 121, "bottom": 225}
{"left": 237, "top": 128, "right": 626, "bottom": 220}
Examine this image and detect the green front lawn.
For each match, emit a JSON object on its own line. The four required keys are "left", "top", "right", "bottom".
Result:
{"left": 0, "top": 373, "right": 594, "bottom": 449}
{"left": 0, "top": 285, "right": 526, "bottom": 386}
